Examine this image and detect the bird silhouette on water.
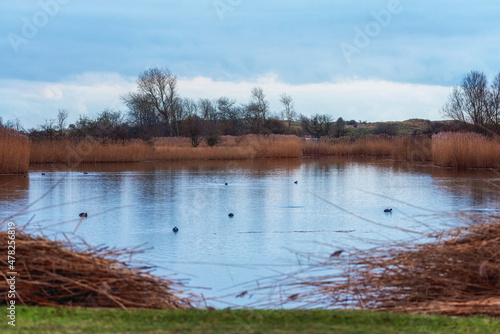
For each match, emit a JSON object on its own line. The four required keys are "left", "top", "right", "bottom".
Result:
{"left": 384, "top": 208, "right": 392, "bottom": 213}
{"left": 228, "top": 213, "right": 234, "bottom": 217}
{"left": 172, "top": 227, "right": 179, "bottom": 233}
{"left": 79, "top": 212, "right": 88, "bottom": 217}
{"left": 330, "top": 250, "right": 344, "bottom": 258}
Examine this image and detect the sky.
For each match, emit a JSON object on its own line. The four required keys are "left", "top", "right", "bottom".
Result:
{"left": 1, "top": 0, "right": 500, "bottom": 129}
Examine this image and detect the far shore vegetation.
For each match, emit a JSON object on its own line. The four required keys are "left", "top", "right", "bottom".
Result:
{"left": 2, "top": 68, "right": 500, "bottom": 174}
{"left": 2, "top": 123, "right": 500, "bottom": 174}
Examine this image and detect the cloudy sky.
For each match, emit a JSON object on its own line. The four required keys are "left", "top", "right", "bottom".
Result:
{"left": 1, "top": 0, "right": 499, "bottom": 129}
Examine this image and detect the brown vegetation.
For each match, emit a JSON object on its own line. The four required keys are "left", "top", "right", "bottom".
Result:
{"left": 30, "top": 139, "right": 153, "bottom": 164}
{"left": 29, "top": 135, "right": 303, "bottom": 164}
{"left": 246, "top": 217, "right": 500, "bottom": 316}
{"left": 302, "top": 135, "right": 432, "bottom": 162}
{"left": 152, "top": 135, "right": 303, "bottom": 160}
{"left": 320, "top": 218, "right": 500, "bottom": 316}
{"left": 20, "top": 132, "right": 500, "bottom": 169}
{"left": 0, "top": 128, "right": 30, "bottom": 174}
{"left": 0, "top": 228, "right": 194, "bottom": 309}
{"left": 432, "top": 132, "right": 500, "bottom": 168}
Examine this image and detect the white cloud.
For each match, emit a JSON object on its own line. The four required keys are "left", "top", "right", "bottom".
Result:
{"left": 179, "top": 74, "right": 451, "bottom": 121}
{"left": 0, "top": 72, "right": 451, "bottom": 129}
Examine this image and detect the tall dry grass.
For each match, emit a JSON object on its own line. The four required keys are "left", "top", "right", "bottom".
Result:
{"left": 151, "top": 135, "right": 302, "bottom": 161}
{"left": 30, "top": 139, "right": 153, "bottom": 164}
{"left": 28, "top": 135, "right": 303, "bottom": 164}
{"left": 0, "top": 128, "right": 30, "bottom": 174}
{"left": 432, "top": 132, "right": 500, "bottom": 168}
{"left": 252, "top": 216, "right": 500, "bottom": 316}
{"left": 302, "top": 135, "right": 432, "bottom": 162}
{"left": 27, "top": 133, "right": 500, "bottom": 169}
{"left": 0, "top": 228, "right": 194, "bottom": 309}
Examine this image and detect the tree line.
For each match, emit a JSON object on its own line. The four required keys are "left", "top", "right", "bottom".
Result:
{"left": 3, "top": 68, "right": 493, "bottom": 145}
{"left": 5, "top": 67, "right": 356, "bottom": 146}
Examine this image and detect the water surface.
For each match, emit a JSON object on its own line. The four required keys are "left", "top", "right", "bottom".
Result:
{"left": 1, "top": 158, "right": 499, "bottom": 307}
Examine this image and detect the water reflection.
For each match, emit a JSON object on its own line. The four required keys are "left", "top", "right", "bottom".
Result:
{"left": 1, "top": 158, "right": 499, "bottom": 307}
{"left": 0, "top": 174, "right": 29, "bottom": 220}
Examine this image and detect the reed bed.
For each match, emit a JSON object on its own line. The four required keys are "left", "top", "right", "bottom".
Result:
{"left": 27, "top": 133, "right": 500, "bottom": 169}
{"left": 152, "top": 146, "right": 255, "bottom": 160}
{"left": 241, "top": 135, "right": 302, "bottom": 159}
{"left": 248, "top": 216, "right": 500, "bottom": 316}
{"left": 432, "top": 132, "right": 500, "bottom": 168}
{"left": 0, "top": 128, "right": 30, "bottom": 174}
{"left": 302, "top": 135, "right": 432, "bottom": 162}
{"left": 0, "top": 229, "right": 194, "bottom": 309}
{"left": 151, "top": 135, "right": 302, "bottom": 160}
{"left": 30, "top": 139, "right": 153, "bottom": 164}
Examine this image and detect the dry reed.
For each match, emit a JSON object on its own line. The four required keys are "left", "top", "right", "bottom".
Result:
{"left": 30, "top": 138, "right": 153, "bottom": 164}
{"left": 0, "top": 128, "right": 30, "bottom": 174}
{"left": 0, "top": 229, "right": 194, "bottom": 309}
{"left": 432, "top": 132, "right": 500, "bottom": 168}
{"left": 251, "top": 216, "right": 500, "bottom": 316}
{"left": 151, "top": 135, "right": 302, "bottom": 161}
{"left": 302, "top": 135, "right": 432, "bottom": 162}
{"left": 27, "top": 133, "right": 500, "bottom": 169}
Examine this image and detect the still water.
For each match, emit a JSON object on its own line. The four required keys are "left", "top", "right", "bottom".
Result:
{"left": 1, "top": 158, "right": 499, "bottom": 307}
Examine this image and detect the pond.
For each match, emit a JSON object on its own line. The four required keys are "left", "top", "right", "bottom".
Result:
{"left": 1, "top": 158, "right": 499, "bottom": 307}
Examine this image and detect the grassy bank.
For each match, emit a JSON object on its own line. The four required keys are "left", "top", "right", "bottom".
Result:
{"left": 5, "top": 307, "right": 499, "bottom": 333}
{"left": 24, "top": 132, "right": 500, "bottom": 169}
{"left": 0, "top": 128, "right": 30, "bottom": 174}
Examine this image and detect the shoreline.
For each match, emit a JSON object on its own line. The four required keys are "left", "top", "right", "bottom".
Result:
{"left": 2, "top": 133, "right": 500, "bottom": 174}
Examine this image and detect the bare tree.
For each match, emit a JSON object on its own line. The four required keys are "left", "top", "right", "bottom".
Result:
{"left": 442, "top": 70, "right": 491, "bottom": 133}
{"left": 251, "top": 87, "right": 269, "bottom": 121}
{"left": 0, "top": 117, "right": 24, "bottom": 132}
{"left": 124, "top": 92, "right": 159, "bottom": 132}
{"left": 57, "top": 109, "right": 69, "bottom": 132}
{"left": 198, "top": 98, "right": 218, "bottom": 122}
{"left": 487, "top": 73, "right": 500, "bottom": 133}
{"left": 40, "top": 119, "right": 57, "bottom": 141}
{"left": 217, "top": 97, "right": 237, "bottom": 120}
{"left": 280, "top": 93, "right": 296, "bottom": 131}
{"left": 217, "top": 97, "right": 242, "bottom": 135}
{"left": 181, "top": 98, "right": 198, "bottom": 118}
{"left": 301, "top": 114, "right": 333, "bottom": 138}
{"left": 124, "top": 67, "right": 180, "bottom": 136}
{"left": 246, "top": 87, "right": 270, "bottom": 133}
{"left": 462, "top": 71, "right": 488, "bottom": 127}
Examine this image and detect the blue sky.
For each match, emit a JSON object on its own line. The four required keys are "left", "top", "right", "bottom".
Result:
{"left": 1, "top": 0, "right": 500, "bottom": 128}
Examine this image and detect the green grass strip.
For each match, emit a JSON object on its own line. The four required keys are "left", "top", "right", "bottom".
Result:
{"left": 2, "top": 307, "right": 499, "bottom": 334}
